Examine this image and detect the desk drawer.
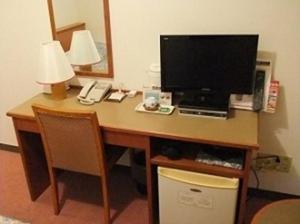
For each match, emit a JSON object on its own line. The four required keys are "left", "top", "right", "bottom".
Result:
{"left": 103, "top": 130, "right": 150, "bottom": 150}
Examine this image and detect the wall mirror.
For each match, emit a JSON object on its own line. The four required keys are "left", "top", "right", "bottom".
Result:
{"left": 47, "top": 0, "right": 113, "bottom": 78}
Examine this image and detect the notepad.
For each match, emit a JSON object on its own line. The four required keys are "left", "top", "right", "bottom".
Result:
{"left": 106, "top": 92, "right": 126, "bottom": 102}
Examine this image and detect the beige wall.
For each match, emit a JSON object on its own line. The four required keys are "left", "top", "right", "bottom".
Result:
{"left": 1, "top": 0, "right": 300, "bottom": 195}
{"left": 0, "top": 0, "right": 52, "bottom": 145}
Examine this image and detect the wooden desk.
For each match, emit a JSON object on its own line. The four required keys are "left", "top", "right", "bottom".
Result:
{"left": 7, "top": 89, "right": 259, "bottom": 224}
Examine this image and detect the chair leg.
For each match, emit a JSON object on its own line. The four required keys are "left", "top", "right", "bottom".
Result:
{"left": 101, "top": 175, "right": 111, "bottom": 224}
{"left": 49, "top": 167, "right": 60, "bottom": 215}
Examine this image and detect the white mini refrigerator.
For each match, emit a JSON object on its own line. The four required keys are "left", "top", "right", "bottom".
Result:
{"left": 158, "top": 167, "right": 239, "bottom": 224}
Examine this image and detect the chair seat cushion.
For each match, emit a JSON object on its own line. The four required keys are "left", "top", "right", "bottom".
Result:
{"left": 251, "top": 199, "right": 300, "bottom": 224}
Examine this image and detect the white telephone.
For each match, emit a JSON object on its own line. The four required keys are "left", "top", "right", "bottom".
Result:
{"left": 77, "top": 80, "right": 112, "bottom": 105}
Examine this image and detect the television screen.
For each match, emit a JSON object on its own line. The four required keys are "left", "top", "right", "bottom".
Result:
{"left": 160, "top": 35, "right": 258, "bottom": 95}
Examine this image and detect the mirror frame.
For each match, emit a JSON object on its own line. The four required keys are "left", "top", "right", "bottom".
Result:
{"left": 47, "top": 0, "right": 114, "bottom": 78}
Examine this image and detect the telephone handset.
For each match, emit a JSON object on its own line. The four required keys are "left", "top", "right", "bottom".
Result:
{"left": 77, "top": 81, "right": 112, "bottom": 105}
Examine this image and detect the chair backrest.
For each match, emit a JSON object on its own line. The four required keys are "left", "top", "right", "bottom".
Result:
{"left": 32, "top": 104, "right": 107, "bottom": 176}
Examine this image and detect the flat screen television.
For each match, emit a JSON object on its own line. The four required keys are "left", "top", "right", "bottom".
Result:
{"left": 160, "top": 35, "right": 258, "bottom": 110}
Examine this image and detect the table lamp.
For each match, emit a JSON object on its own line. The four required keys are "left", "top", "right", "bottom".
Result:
{"left": 37, "top": 41, "right": 75, "bottom": 100}
{"left": 69, "top": 30, "right": 101, "bottom": 71}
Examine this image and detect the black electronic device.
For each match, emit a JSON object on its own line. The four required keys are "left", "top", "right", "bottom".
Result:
{"left": 253, "top": 70, "right": 265, "bottom": 111}
{"left": 161, "top": 145, "right": 182, "bottom": 160}
{"left": 160, "top": 35, "right": 259, "bottom": 117}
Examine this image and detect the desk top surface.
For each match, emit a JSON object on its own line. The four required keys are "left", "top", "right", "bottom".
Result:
{"left": 7, "top": 89, "right": 259, "bottom": 149}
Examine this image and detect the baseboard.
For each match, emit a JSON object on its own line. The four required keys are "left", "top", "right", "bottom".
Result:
{"left": 248, "top": 187, "right": 300, "bottom": 200}
{"left": 0, "top": 143, "right": 19, "bottom": 153}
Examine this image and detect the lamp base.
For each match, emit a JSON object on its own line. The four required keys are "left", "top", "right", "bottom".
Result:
{"left": 51, "top": 82, "right": 67, "bottom": 100}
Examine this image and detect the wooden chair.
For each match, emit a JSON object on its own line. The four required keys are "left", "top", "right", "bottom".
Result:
{"left": 32, "top": 104, "right": 124, "bottom": 224}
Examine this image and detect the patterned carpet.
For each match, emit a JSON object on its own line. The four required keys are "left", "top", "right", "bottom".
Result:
{"left": 0, "top": 216, "right": 30, "bottom": 224}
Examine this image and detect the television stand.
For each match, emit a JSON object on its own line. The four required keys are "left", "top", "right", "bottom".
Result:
{"left": 178, "top": 92, "right": 230, "bottom": 119}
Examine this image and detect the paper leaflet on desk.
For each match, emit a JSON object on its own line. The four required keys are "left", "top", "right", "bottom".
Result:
{"left": 230, "top": 57, "right": 272, "bottom": 111}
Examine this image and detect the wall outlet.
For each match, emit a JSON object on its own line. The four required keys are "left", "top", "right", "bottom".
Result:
{"left": 253, "top": 153, "right": 292, "bottom": 173}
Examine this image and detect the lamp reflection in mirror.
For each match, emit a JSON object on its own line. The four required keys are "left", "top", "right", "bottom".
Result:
{"left": 69, "top": 30, "right": 101, "bottom": 71}
{"left": 37, "top": 41, "right": 75, "bottom": 100}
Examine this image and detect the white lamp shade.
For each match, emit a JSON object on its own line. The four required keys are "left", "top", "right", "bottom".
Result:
{"left": 69, "top": 30, "right": 101, "bottom": 66}
{"left": 37, "top": 41, "right": 75, "bottom": 84}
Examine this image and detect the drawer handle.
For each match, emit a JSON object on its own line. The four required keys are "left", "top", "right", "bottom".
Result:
{"left": 190, "top": 188, "right": 202, "bottom": 193}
